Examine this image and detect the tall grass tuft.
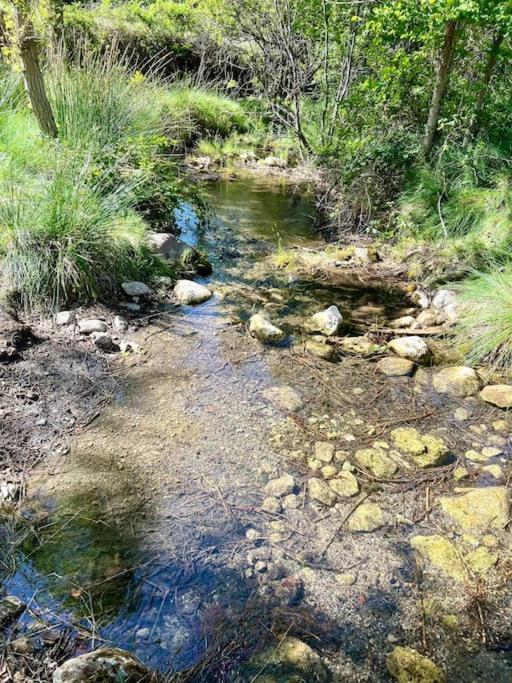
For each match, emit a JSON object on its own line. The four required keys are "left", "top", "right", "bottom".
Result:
{"left": 453, "top": 266, "right": 512, "bottom": 375}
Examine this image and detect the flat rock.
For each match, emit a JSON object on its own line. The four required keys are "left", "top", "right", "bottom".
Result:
{"left": 56, "top": 310, "right": 75, "bottom": 326}
{"left": 339, "top": 336, "right": 382, "bottom": 356}
{"left": 439, "top": 486, "right": 509, "bottom": 531}
{"left": 249, "top": 314, "right": 285, "bottom": 342}
{"left": 329, "top": 472, "right": 359, "bottom": 498}
{"left": 262, "top": 386, "right": 303, "bottom": 412}
{"left": 78, "top": 319, "right": 107, "bottom": 335}
{"left": 121, "top": 281, "right": 153, "bottom": 297}
{"left": 376, "top": 357, "right": 415, "bottom": 377}
{"left": 264, "top": 474, "right": 295, "bottom": 498}
{"left": 348, "top": 502, "right": 385, "bottom": 532}
{"left": 410, "top": 535, "right": 467, "bottom": 581}
{"left": 480, "top": 385, "right": 512, "bottom": 409}
{"left": 386, "top": 646, "right": 445, "bottom": 683}
{"left": 390, "top": 315, "right": 415, "bottom": 329}
{"left": 53, "top": 648, "right": 152, "bottom": 683}
{"left": 391, "top": 428, "right": 449, "bottom": 468}
{"left": 305, "top": 337, "right": 336, "bottom": 360}
{"left": 308, "top": 478, "right": 336, "bottom": 506}
{"left": 355, "top": 447, "right": 398, "bottom": 478}
{"left": 432, "top": 366, "right": 482, "bottom": 398}
{"left": 305, "top": 305, "right": 343, "bottom": 336}
{"left": 388, "top": 336, "right": 430, "bottom": 363}
{"left": 174, "top": 279, "right": 212, "bottom": 305}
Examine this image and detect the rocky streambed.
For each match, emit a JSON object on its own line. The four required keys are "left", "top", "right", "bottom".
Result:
{"left": 2, "top": 179, "right": 512, "bottom": 682}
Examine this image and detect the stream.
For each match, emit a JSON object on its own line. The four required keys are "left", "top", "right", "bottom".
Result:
{"left": 6, "top": 179, "right": 510, "bottom": 681}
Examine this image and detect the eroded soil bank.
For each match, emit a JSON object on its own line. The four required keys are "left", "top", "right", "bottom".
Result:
{"left": 2, "top": 179, "right": 512, "bottom": 682}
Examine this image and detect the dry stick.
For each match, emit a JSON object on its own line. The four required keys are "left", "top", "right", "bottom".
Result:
{"left": 319, "top": 491, "right": 371, "bottom": 559}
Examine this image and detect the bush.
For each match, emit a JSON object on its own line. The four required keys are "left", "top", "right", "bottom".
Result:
{"left": 453, "top": 267, "right": 512, "bottom": 376}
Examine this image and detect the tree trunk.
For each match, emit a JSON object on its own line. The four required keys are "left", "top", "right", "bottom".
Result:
{"left": 465, "top": 31, "right": 503, "bottom": 144}
{"left": 423, "top": 20, "right": 458, "bottom": 156}
{"left": 20, "top": 26, "right": 58, "bottom": 138}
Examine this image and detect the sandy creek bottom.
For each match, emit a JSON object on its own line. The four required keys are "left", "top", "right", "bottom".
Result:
{"left": 6, "top": 180, "right": 512, "bottom": 681}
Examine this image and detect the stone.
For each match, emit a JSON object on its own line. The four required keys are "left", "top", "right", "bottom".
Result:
{"left": 262, "top": 386, "right": 303, "bottom": 412}
{"left": 432, "top": 367, "right": 482, "bottom": 398}
{"left": 282, "top": 494, "right": 300, "bottom": 510}
{"left": 308, "top": 478, "right": 336, "bottom": 506}
{"left": 390, "top": 428, "right": 450, "bottom": 468}
{"left": 0, "top": 596, "right": 25, "bottom": 627}
{"left": 92, "top": 332, "right": 113, "bottom": 350}
{"left": 410, "top": 535, "right": 467, "bottom": 581}
{"left": 388, "top": 336, "right": 430, "bottom": 363}
{"left": 112, "top": 315, "right": 128, "bottom": 332}
{"left": 254, "top": 560, "right": 268, "bottom": 573}
{"left": 454, "top": 408, "right": 471, "bottom": 421}
{"left": 56, "top": 310, "right": 75, "bottom": 326}
{"left": 482, "top": 446, "right": 502, "bottom": 458}
{"left": 249, "top": 314, "right": 285, "bottom": 342}
{"left": 432, "top": 289, "right": 456, "bottom": 310}
{"left": 465, "top": 547, "right": 498, "bottom": 574}
{"left": 414, "top": 309, "right": 444, "bottom": 327}
{"left": 147, "top": 233, "right": 204, "bottom": 269}
{"left": 480, "top": 385, "right": 512, "bottom": 409}
{"left": 263, "top": 156, "right": 287, "bottom": 168}
{"left": 439, "top": 486, "right": 509, "bottom": 531}
{"left": 174, "top": 279, "right": 212, "bottom": 305}
{"left": 329, "top": 472, "right": 359, "bottom": 498}
{"left": 78, "top": 319, "right": 107, "bottom": 335}
{"left": 453, "top": 466, "right": 468, "bottom": 481}
{"left": 121, "top": 281, "right": 153, "bottom": 297}
{"left": 411, "top": 288, "right": 430, "bottom": 308}
{"left": 305, "top": 305, "right": 343, "bottom": 336}
{"left": 53, "top": 648, "right": 151, "bottom": 683}
{"left": 245, "top": 637, "right": 327, "bottom": 682}
{"left": 348, "top": 503, "right": 385, "bottom": 532}
{"left": 261, "top": 496, "right": 282, "bottom": 514}
{"left": 355, "top": 447, "right": 398, "bottom": 478}
{"left": 376, "top": 357, "right": 415, "bottom": 377}
{"left": 314, "top": 441, "right": 335, "bottom": 463}
{"left": 264, "top": 474, "right": 295, "bottom": 498}
{"left": 386, "top": 646, "right": 445, "bottom": 683}
{"left": 390, "top": 316, "right": 415, "bottom": 329}
{"left": 339, "top": 336, "right": 382, "bottom": 356}
{"left": 305, "top": 337, "right": 336, "bottom": 360}
{"left": 492, "top": 419, "right": 508, "bottom": 432}
{"left": 321, "top": 465, "right": 338, "bottom": 479}
{"left": 336, "top": 572, "right": 357, "bottom": 585}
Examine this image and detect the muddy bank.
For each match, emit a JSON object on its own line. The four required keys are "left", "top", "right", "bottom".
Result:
{"left": 2, "top": 179, "right": 512, "bottom": 682}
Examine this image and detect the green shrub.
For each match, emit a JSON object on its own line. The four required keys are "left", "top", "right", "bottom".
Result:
{"left": 453, "top": 267, "right": 512, "bottom": 376}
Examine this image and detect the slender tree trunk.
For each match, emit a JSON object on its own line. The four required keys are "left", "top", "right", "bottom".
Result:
{"left": 464, "top": 31, "right": 503, "bottom": 144}
{"left": 423, "top": 20, "right": 458, "bottom": 156}
{"left": 19, "top": 25, "right": 58, "bottom": 138}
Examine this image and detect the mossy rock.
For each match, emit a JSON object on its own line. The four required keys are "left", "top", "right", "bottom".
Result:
{"left": 410, "top": 535, "right": 467, "bottom": 581}
{"left": 390, "top": 428, "right": 450, "bottom": 468}
{"left": 386, "top": 646, "right": 445, "bottom": 682}
{"left": 439, "top": 486, "right": 509, "bottom": 531}
{"left": 244, "top": 637, "right": 329, "bottom": 682}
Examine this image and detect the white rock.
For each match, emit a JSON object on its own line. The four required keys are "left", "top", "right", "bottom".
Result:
{"left": 432, "top": 289, "right": 456, "bottom": 309}
{"left": 121, "top": 281, "right": 153, "bottom": 297}
{"left": 174, "top": 279, "right": 212, "bottom": 305}
{"left": 388, "top": 336, "right": 430, "bottom": 363}
{"left": 112, "top": 315, "right": 128, "bottom": 332}
{"left": 249, "top": 314, "right": 285, "bottom": 342}
{"left": 264, "top": 474, "right": 295, "bottom": 498}
{"left": 56, "top": 310, "right": 75, "bottom": 326}
{"left": 411, "top": 288, "right": 430, "bottom": 308}
{"left": 78, "top": 319, "right": 107, "bottom": 335}
{"left": 390, "top": 316, "right": 415, "bottom": 329}
{"left": 306, "top": 305, "right": 343, "bottom": 336}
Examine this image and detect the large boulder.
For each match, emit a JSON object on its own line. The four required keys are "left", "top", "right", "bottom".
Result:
{"left": 388, "top": 336, "right": 430, "bottom": 363}
{"left": 53, "top": 648, "right": 153, "bottom": 683}
{"left": 480, "top": 385, "right": 512, "bottom": 409}
{"left": 249, "top": 314, "right": 285, "bottom": 342}
{"left": 305, "top": 305, "right": 343, "bottom": 336}
{"left": 386, "top": 646, "right": 445, "bottom": 682}
{"left": 174, "top": 279, "right": 212, "bottom": 305}
{"left": 432, "top": 366, "right": 483, "bottom": 398}
{"left": 148, "top": 233, "right": 211, "bottom": 274}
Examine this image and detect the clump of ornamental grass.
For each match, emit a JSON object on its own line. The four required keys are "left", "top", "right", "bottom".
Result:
{"left": 453, "top": 266, "right": 512, "bottom": 376}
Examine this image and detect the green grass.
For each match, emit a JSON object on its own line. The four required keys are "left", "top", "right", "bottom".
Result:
{"left": 453, "top": 267, "right": 512, "bottom": 376}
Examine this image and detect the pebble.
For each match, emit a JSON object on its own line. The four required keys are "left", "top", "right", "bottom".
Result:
{"left": 264, "top": 474, "right": 295, "bottom": 498}
{"left": 261, "top": 496, "right": 282, "bottom": 514}
{"left": 314, "top": 441, "right": 335, "bottom": 463}
{"left": 282, "top": 494, "right": 300, "bottom": 510}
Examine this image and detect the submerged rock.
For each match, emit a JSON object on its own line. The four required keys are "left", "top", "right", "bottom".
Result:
{"left": 480, "top": 384, "right": 512, "bottom": 409}
{"left": 390, "top": 428, "right": 449, "bottom": 468}
{"left": 314, "top": 441, "right": 335, "bottom": 463}
{"left": 410, "top": 535, "right": 467, "bottom": 581}
{"left": 439, "top": 486, "right": 509, "bottom": 531}
{"left": 245, "top": 636, "right": 328, "bottom": 682}
{"left": 388, "top": 336, "right": 430, "bottom": 363}
{"left": 305, "top": 337, "right": 337, "bottom": 360}
{"left": 432, "top": 366, "right": 482, "bottom": 398}
{"left": 264, "top": 474, "right": 295, "bottom": 498}
{"left": 376, "top": 357, "right": 415, "bottom": 377}
{"left": 53, "top": 648, "right": 153, "bottom": 683}
{"left": 78, "top": 319, "right": 107, "bottom": 335}
{"left": 174, "top": 279, "right": 212, "bottom": 305}
{"left": 339, "top": 336, "right": 382, "bottom": 356}
{"left": 0, "top": 596, "right": 25, "bottom": 627}
{"left": 348, "top": 502, "right": 385, "bottom": 532}
{"left": 309, "top": 477, "right": 336, "bottom": 506}
{"left": 262, "top": 386, "right": 303, "bottom": 412}
{"left": 329, "top": 472, "right": 359, "bottom": 498}
{"left": 121, "top": 281, "right": 153, "bottom": 297}
{"left": 355, "top": 447, "right": 398, "bottom": 478}
{"left": 386, "top": 646, "right": 445, "bottom": 683}
{"left": 249, "top": 314, "right": 285, "bottom": 342}
{"left": 305, "top": 305, "right": 343, "bottom": 336}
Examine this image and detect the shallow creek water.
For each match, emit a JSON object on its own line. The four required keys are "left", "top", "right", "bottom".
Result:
{"left": 7, "top": 180, "right": 509, "bottom": 680}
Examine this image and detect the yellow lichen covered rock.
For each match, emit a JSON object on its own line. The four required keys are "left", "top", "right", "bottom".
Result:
{"left": 439, "top": 487, "right": 509, "bottom": 531}
{"left": 390, "top": 428, "right": 450, "bottom": 468}
{"left": 465, "top": 547, "right": 498, "bottom": 575}
{"left": 355, "top": 447, "right": 398, "bottom": 478}
{"left": 386, "top": 646, "right": 445, "bottom": 682}
{"left": 410, "top": 535, "right": 467, "bottom": 581}
{"left": 348, "top": 502, "right": 385, "bottom": 532}
{"left": 245, "top": 636, "right": 329, "bottom": 682}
